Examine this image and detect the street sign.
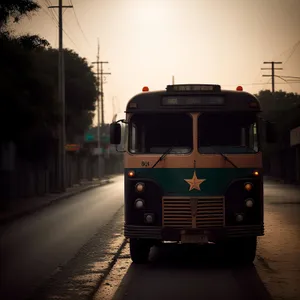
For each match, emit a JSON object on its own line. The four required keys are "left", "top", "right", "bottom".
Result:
{"left": 65, "top": 144, "right": 80, "bottom": 151}
{"left": 85, "top": 132, "right": 95, "bottom": 142}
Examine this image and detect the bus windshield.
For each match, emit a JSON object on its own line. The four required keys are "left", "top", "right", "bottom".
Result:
{"left": 198, "top": 113, "right": 258, "bottom": 154}
{"left": 129, "top": 113, "right": 193, "bottom": 154}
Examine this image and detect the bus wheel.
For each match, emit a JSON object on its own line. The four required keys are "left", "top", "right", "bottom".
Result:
{"left": 225, "top": 236, "right": 257, "bottom": 265}
{"left": 129, "top": 238, "right": 151, "bottom": 264}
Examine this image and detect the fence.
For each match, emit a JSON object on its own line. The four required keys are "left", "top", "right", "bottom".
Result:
{"left": 0, "top": 142, "right": 123, "bottom": 206}
{"left": 262, "top": 105, "right": 300, "bottom": 184}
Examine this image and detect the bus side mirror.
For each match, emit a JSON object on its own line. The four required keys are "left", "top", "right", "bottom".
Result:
{"left": 266, "top": 121, "right": 276, "bottom": 143}
{"left": 110, "top": 122, "right": 121, "bottom": 145}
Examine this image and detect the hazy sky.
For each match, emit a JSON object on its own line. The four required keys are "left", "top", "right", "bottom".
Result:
{"left": 14, "top": 0, "right": 300, "bottom": 124}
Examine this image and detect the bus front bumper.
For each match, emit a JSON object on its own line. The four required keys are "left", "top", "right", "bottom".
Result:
{"left": 124, "top": 225, "right": 264, "bottom": 241}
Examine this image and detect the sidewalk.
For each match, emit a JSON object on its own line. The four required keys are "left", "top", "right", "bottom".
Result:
{"left": 0, "top": 176, "right": 115, "bottom": 225}
{"left": 264, "top": 176, "right": 300, "bottom": 190}
{"left": 264, "top": 176, "right": 300, "bottom": 205}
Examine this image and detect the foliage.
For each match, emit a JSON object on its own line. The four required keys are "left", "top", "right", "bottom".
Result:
{"left": 0, "top": 33, "right": 59, "bottom": 161}
{"left": 32, "top": 48, "right": 97, "bottom": 142}
{"left": 256, "top": 89, "right": 300, "bottom": 151}
{"left": 16, "top": 34, "right": 50, "bottom": 50}
{"left": 0, "top": 0, "right": 39, "bottom": 30}
{"left": 0, "top": 3, "right": 97, "bottom": 162}
{"left": 255, "top": 89, "right": 300, "bottom": 121}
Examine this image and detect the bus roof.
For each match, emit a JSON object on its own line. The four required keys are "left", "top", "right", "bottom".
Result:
{"left": 125, "top": 84, "right": 261, "bottom": 113}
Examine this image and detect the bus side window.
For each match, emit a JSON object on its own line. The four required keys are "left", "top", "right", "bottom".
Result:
{"left": 241, "top": 128, "right": 246, "bottom": 146}
{"left": 131, "top": 123, "right": 137, "bottom": 152}
{"left": 130, "top": 123, "right": 143, "bottom": 153}
{"left": 141, "top": 124, "right": 146, "bottom": 153}
{"left": 248, "top": 122, "right": 258, "bottom": 151}
{"left": 252, "top": 123, "right": 258, "bottom": 151}
{"left": 123, "top": 122, "right": 129, "bottom": 150}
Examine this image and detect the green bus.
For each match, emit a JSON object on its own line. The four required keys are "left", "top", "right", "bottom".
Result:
{"left": 110, "top": 84, "right": 275, "bottom": 264}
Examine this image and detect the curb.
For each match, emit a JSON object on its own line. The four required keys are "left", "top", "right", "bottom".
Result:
{"left": 91, "top": 237, "right": 128, "bottom": 299}
{"left": 0, "top": 180, "right": 114, "bottom": 226}
{"left": 264, "top": 177, "right": 300, "bottom": 188}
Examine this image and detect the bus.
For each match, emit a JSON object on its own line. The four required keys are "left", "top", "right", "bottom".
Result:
{"left": 110, "top": 84, "right": 276, "bottom": 265}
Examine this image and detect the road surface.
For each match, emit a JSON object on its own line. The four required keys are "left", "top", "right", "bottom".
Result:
{"left": 0, "top": 177, "right": 299, "bottom": 300}
{"left": 0, "top": 175, "right": 124, "bottom": 300}
{"left": 95, "top": 180, "right": 300, "bottom": 300}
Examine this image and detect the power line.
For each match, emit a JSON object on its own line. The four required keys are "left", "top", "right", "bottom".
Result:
{"left": 224, "top": 83, "right": 270, "bottom": 87}
{"left": 276, "top": 76, "right": 293, "bottom": 90}
{"left": 284, "top": 40, "right": 300, "bottom": 65}
{"left": 45, "top": 0, "right": 81, "bottom": 52}
{"left": 280, "top": 75, "right": 300, "bottom": 79}
{"left": 44, "top": 0, "right": 58, "bottom": 22}
{"left": 68, "top": 0, "right": 91, "bottom": 47}
{"left": 261, "top": 61, "right": 283, "bottom": 93}
{"left": 223, "top": 81, "right": 300, "bottom": 87}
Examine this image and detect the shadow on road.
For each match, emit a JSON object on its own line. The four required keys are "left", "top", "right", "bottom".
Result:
{"left": 113, "top": 243, "right": 273, "bottom": 300}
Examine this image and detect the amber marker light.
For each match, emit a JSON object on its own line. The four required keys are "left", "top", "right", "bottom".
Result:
{"left": 128, "top": 170, "right": 135, "bottom": 177}
{"left": 244, "top": 182, "right": 253, "bottom": 191}
{"left": 135, "top": 182, "right": 145, "bottom": 192}
{"left": 253, "top": 171, "right": 259, "bottom": 176}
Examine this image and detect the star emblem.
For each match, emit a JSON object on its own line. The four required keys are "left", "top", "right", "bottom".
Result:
{"left": 184, "top": 171, "right": 206, "bottom": 191}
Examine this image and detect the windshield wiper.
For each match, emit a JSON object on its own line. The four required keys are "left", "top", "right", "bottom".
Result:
{"left": 152, "top": 146, "right": 173, "bottom": 169}
{"left": 205, "top": 145, "right": 238, "bottom": 168}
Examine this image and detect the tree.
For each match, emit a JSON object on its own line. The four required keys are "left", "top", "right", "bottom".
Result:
{"left": 0, "top": 1, "right": 97, "bottom": 162}
{"left": 1, "top": 37, "right": 97, "bottom": 160}
{"left": 256, "top": 89, "right": 300, "bottom": 152}
{"left": 0, "top": 33, "right": 59, "bottom": 161}
{"left": 0, "top": 1, "right": 39, "bottom": 30}
{"left": 32, "top": 48, "right": 97, "bottom": 143}
{"left": 255, "top": 90, "right": 300, "bottom": 121}
{"left": 16, "top": 34, "right": 50, "bottom": 50}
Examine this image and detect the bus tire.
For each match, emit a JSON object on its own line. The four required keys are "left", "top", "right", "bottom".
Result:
{"left": 225, "top": 236, "right": 257, "bottom": 265}
{"left": 129, "top": 238, "right": 151, "bottom": 264}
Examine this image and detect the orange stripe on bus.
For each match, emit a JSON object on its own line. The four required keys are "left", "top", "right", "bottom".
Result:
{"left": 124, "top": 152, "right": 262, "bottom": 169}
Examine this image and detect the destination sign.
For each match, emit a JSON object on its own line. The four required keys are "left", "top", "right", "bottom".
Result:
{"left": 166, "top": 84, "right": 221, "bottom": 92}
{"left": 161, "top": 96, "right": 225, "bottom": 106}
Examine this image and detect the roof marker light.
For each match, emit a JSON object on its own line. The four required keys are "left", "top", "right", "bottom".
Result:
{"left": 128, "top": 170, "right": 135, "bottom": 177}
{"left": 236, "top": 86, "right": 243, "bottom": 91}
{"left": 142, "top": 86, "right": 149, "bottom": 92}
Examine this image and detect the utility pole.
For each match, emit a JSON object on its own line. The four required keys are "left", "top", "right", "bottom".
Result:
{"left": 49, "top": 0, "right": 72, "bottom": 192}
{"left": 92, "top": 40, "right": 101, "bottom": 179}
{"left": 261, "top": 61, "right": 283, "bottom": 93}
{"left": 92, "top": 43, "right": 111, "bottom": 177}
{"left": 99, "top": 62, "right": 111, "bottom": 126}
{"left": 172, "top": 75, "right": 175, "bottom": 84}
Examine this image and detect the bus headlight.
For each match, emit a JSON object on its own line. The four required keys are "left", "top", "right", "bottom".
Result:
{"left": 245, "top": 198, "right": 254, "bottom": 208}
{"left": 135, "top": 182, "right": 145, "bottom": 193}
{"left": 244, "top": 182, "right": 253, "bottom": 192}
{"left": 134, "top": 198, "right": 145, "bottom": 209}
{"left": 236, "top": 214, "right": 244, "bottom": 222}
{"left": 144, "top": 213, "right": 154, "bottom": 224}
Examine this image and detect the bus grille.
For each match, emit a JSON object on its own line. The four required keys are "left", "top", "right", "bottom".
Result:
{"left": 162, "top": 197, "right": 224, "bottom": 228}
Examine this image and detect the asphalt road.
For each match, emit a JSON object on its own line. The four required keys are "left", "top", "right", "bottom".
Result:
{"left": 95, "top": 180, "right": 300, "bottom": 300}
{"left": 0, "top": 175, "right": 124, "bottom": 300}
{"left": 1, "top": 177, "right": 299, "bottom": 300}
